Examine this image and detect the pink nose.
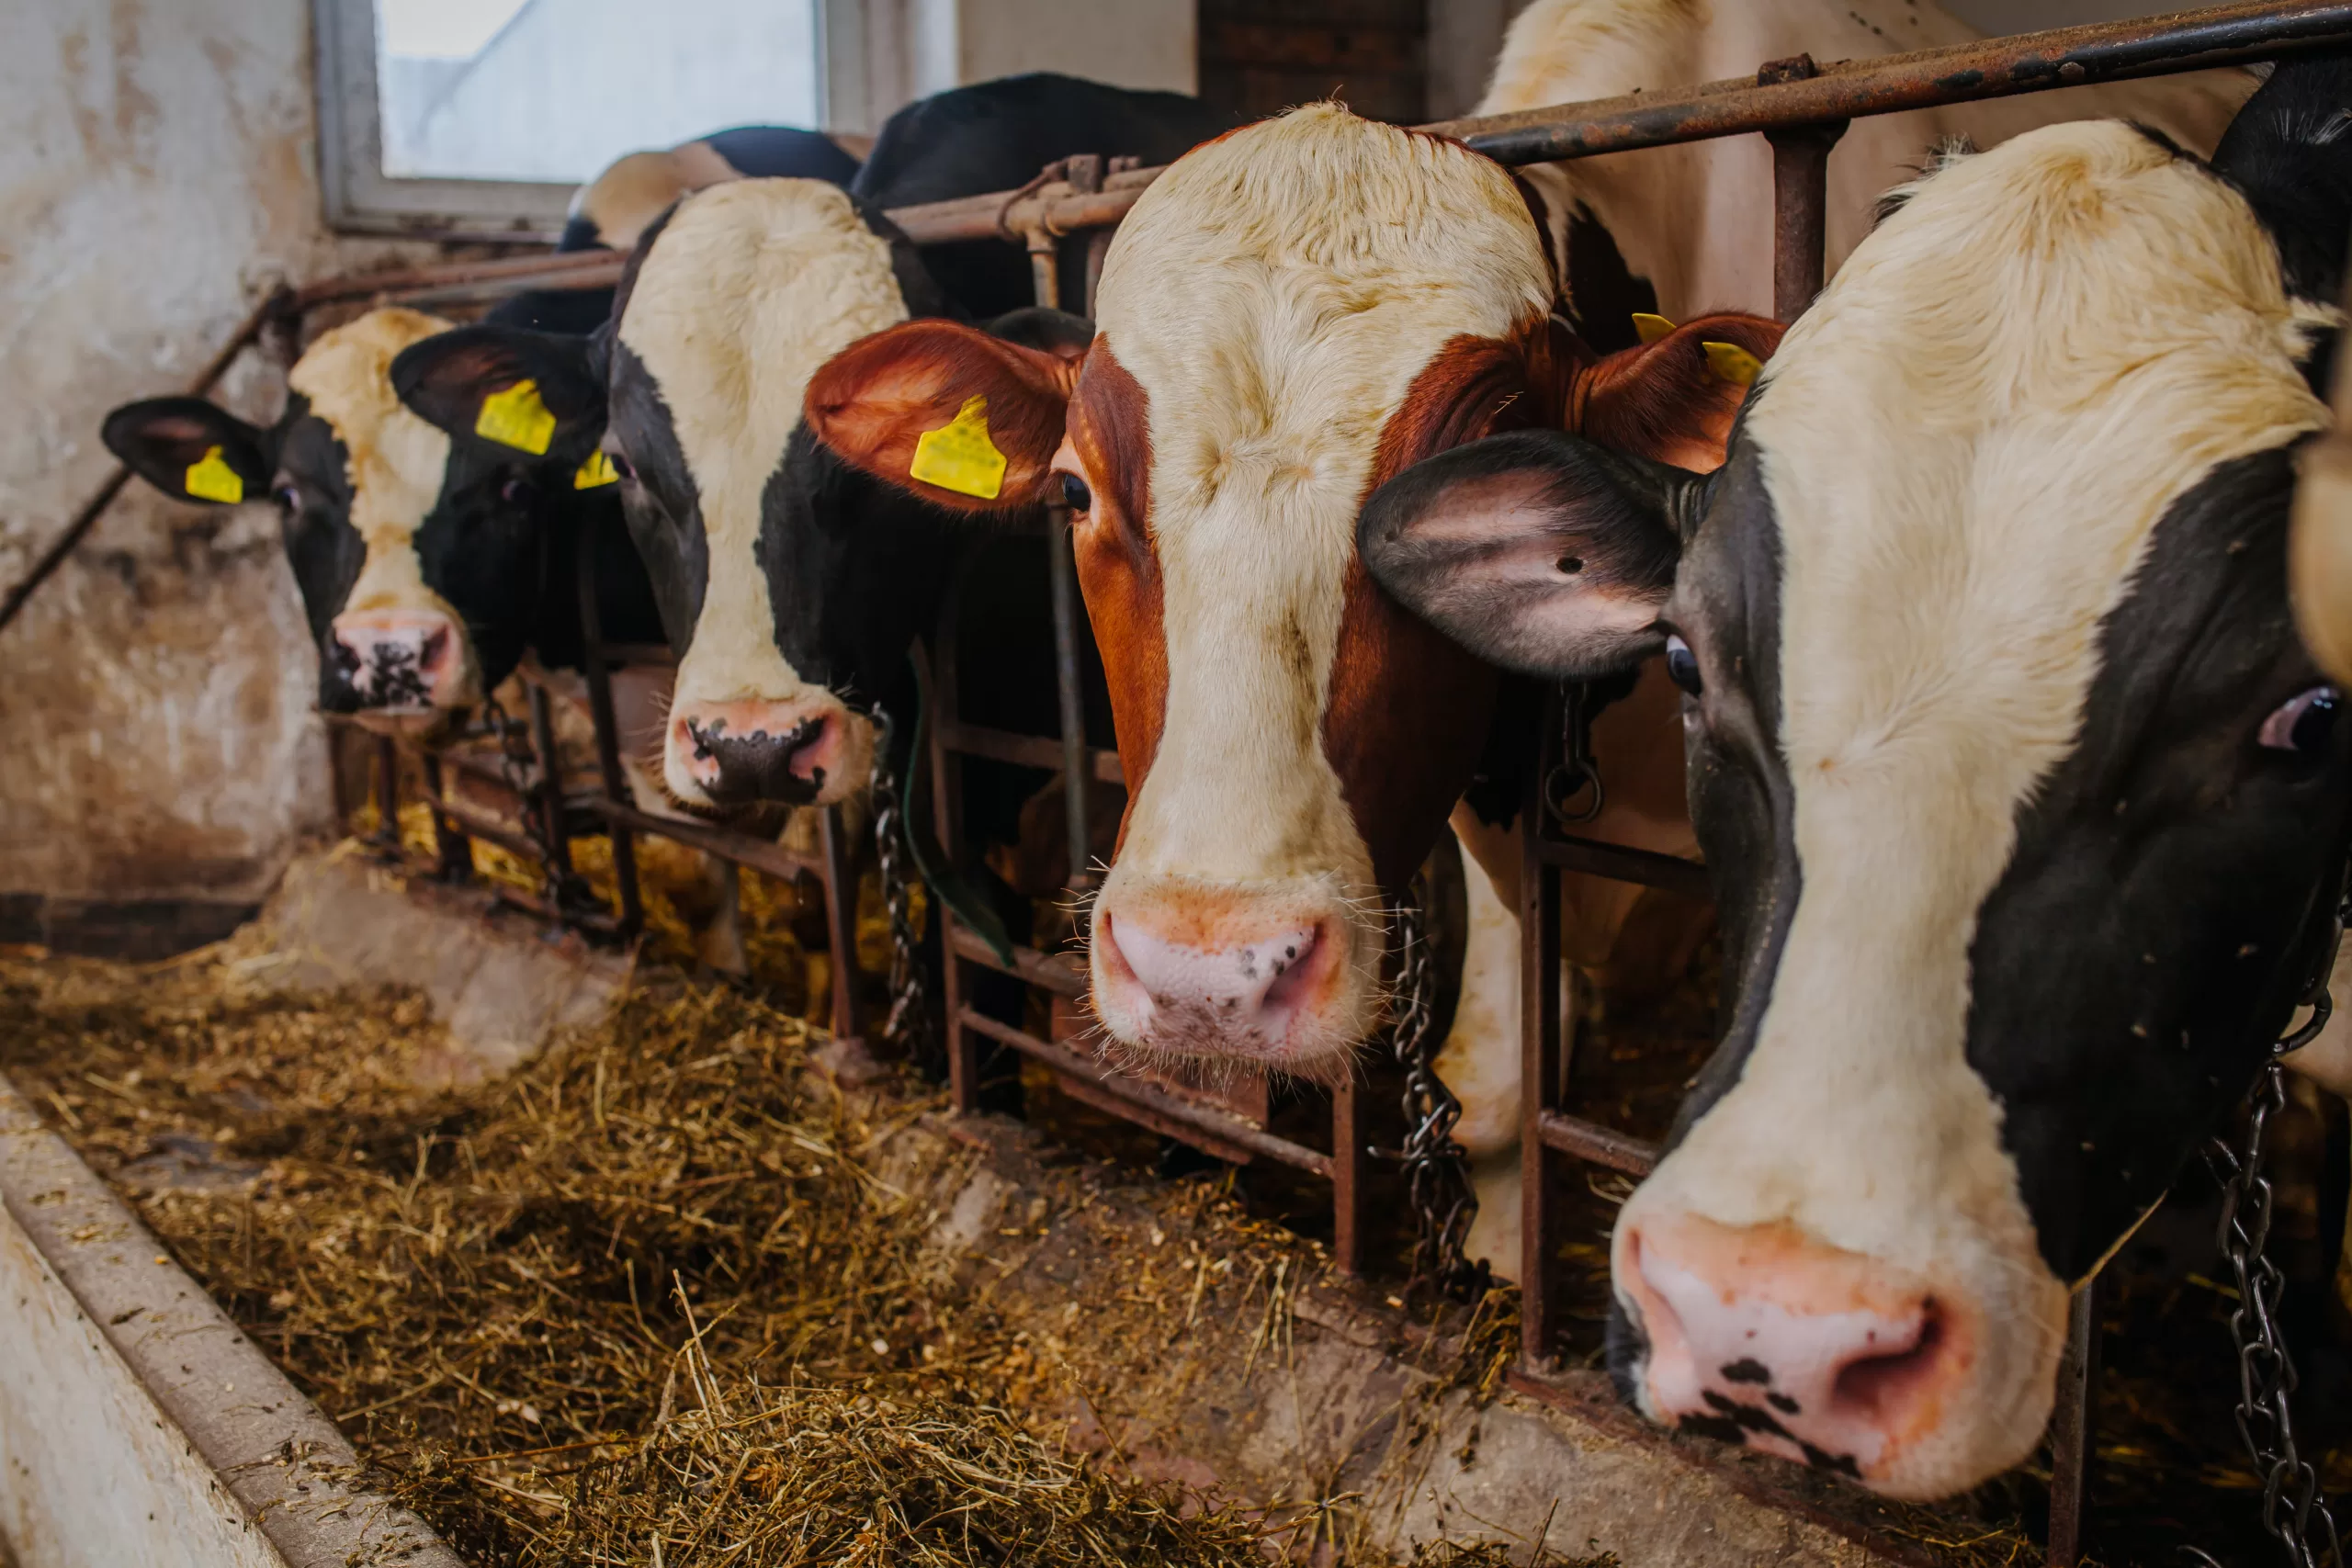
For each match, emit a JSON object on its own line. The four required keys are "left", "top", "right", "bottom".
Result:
{"left": 1621, "top": 1214, "right": 1968, "bottom": 1480}
{"left": 331, "top": 608, "right": 461, "bottom": 706}
{"left": 1093, "top": 908, "right": 1330, "bottom": 1050}
{"left": 670, "top": 696, "right": 845, "bottom": 805}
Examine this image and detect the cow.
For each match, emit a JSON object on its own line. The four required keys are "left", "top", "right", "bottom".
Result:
{"left": 100, "top": 307, "right": 663, "bottom": 724}
{"left": 1355, "top": 60, "right": 2352, "bottom": 1500}
{"left": 388, "top": 74, "right": 1237, "bottom": 831}
{"left": 797, "top": 104, "right": 1778, "bottom": 1267}
{"left": 491, "top": 126, "right": 867, "bottom": 335}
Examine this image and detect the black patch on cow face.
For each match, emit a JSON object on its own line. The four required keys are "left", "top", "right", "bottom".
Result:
{"left": 754, "top": 424, "right": 961, "bottom": 717}
{"left": 267, "top": 401, "right": 367, "bottom": 711}
{"left": 1966, "top": 446, "right": 2352, "bottom": 1280}
{"left": 604, "top": 340, "right": 709, "bottom": 657}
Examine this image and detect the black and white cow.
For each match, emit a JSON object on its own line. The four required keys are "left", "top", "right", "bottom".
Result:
{"left": 491, "top": 126, "right": 866, "bottom": 336}
{"left": 1360, "top": 62, "right": 2352, "bottom": 1500}
{"left": 390, "top": 74, "right": 1234, "bottom": 818}
{"left": 101, "top": 307, "right": 663, "bottom": 720}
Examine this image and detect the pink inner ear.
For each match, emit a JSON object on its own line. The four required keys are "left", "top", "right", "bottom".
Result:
{"left": 1408, "top": 469, "right": 1566, "bottom": 546}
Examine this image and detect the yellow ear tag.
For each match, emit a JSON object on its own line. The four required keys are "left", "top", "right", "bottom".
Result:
{"left": 476, "top": 378, "right": 556, "bottom": 455}
{"left": 573, "top": 450, "right": 619, "bottom": 489}
{"left": 1631, "top": 312, "right": 1678, "bottom": 345}
{"left": 183, "top": 446, "right": 244, "bottom": 503}
{"left": 908, "top": 395, "right": 1007, "bottom": 501}
{"left": 1702, "top": 341, "right": 1763, "bottom": 387}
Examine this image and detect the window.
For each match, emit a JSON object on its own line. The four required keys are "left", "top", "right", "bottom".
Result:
{"left": 314, "top": 0, "right": 868, "bottom": 237}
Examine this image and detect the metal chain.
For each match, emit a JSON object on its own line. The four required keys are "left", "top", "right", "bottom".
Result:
{"left": 1383, "top": 886, "right": 1488, "bottom": 1299}
{"left": 1542, "top": 682, "right": 1605, "bottom": 825}
{"left": 2200, "top": 905, "right": 2346, "bottom": 1568}
{"left": 479, "top": 690, "right": 597, "bottom": 916}
{"left": 869, "top": 707, "right": 938, "bottom": 1075}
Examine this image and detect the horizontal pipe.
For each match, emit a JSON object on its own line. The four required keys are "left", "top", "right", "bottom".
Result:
{"left": 948, "top": 924, "right": 1087, "bottom": 998}
{"left": 1532, "top": 835, "right": 1713, "bottom": 901}
{"left": 1536, "top": 1110, "right": 1659, "bottom": 1177}
{"left": 956, "top": 1006, "right": 1334, "bottom": 1175}
{"left": 935, "top": 720, "right": 1124, "bottom": 785}
{"left": 582, "top": 797, "right": 824, "bottom": 884}
{"left": 1438, "top": 0, "right": 2352, "bottom": 164}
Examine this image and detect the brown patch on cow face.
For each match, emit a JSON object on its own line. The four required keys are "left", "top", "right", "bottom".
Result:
{"left": 1066, "top": 343, "right": 1167, "bottom": 854}
{"left": 1318, "top": 326, "right": 1564, "bottom": 888}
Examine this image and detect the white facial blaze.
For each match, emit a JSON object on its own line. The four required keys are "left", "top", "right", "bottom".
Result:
{"left": 286, "top": 309, "right": 469, "bottom": 688}
{"left": 1618, "top": 121, "right": 2328, "bottom": 1492}
{"left": 616, "top": 179, "right": 909, "bottom": 796}
{"left": 1093, "top": 106, "right": 1553, "bottom": 900}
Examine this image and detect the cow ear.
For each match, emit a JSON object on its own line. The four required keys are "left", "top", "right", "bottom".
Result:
{"left": 1359, "top": 428, "right": 1696, "bottom": 681}
{"left": 1568, "top": 311, "right": 1783, "bottom": 472}
{"left": 805, "top": 319, "right": 1077, "bottom": 513}
{"left": 100, "top": 398, "right": 271, "bottom": 506}
{"left": 390, "top": 325, "right": 605, "bottom": 458}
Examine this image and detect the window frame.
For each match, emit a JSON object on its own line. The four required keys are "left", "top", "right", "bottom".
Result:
{"left": 311, "top": 0, "right": 871, "bottom": 239}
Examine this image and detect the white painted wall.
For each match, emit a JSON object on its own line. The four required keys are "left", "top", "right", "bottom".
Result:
{"left": 0, "top": 0, "right": 433, "bottom": 928}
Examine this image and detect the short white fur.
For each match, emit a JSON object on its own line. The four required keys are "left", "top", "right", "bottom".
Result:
{"left": 1615, "top": 121, "right": 2330, "bottom": 1498}
{"left": 616, "top": 179, "right": 910, "bottom": 805}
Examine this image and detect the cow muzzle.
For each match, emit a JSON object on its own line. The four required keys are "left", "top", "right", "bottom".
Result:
{"left": 329, "top": 607, "right": 470, "bottom": 712}
{"left": 1611, "top": 1206, "right": 2061, "bottom": 1500}
{"left": 665, "top": 694, "right": 865, "bottom": 810}
{"left": 1087, "top": 872, "right": 1382, "bottom": 1081}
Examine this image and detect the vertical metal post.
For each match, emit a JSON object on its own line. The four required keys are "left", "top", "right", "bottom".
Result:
{"left": 930, "top": 592, "right": 981, "bottom": 1112}
{"left": 1065, "top": 154, "right": 1109, "bottom": 321}
{"left": 1757, "top": 55, "right": 1845, "bottom": 326}
{"left": 1047, "top": 513, "right": 1093, "bottom": 906}
{"left": 525, "top": 682, "right": 578, "bottom": 899}
{"left": 820, "top": 806, "right": 862, "bottom": 1042}
{"left": 1026, "top": 231, "right": 1062, "bottom": 319}
{"left": 1330, "top": 1073, "right": 1367, "bottom": 1275}
{"left": 575, "top": 534, "right": 644, "bottom": 939}
{"left": 2046, "top": 1276, "right": 2102, "bottom": 1567}
{"left": 418, "top": 754, "right": 470, "bottom": 881}
{"left": 372, "top": 734, "right": 401, "bottom": 854}
{"left": 1520, "top": 688, "right": 1568, "bottom": 1371}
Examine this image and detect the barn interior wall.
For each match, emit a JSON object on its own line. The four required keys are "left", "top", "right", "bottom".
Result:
{"left": 0, "top": 0, "right": 443, "bottom": 953}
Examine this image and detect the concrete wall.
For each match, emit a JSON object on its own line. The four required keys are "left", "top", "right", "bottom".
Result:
{"left": 857, "top": 0, "right": 1195, "bottom": 116}
{"left": 0, "top": 0, "right": 432, "bottom": 949}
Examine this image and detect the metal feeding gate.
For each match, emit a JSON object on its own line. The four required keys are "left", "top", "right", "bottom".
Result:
{"left": 6, "top": 5, "right": 2350, "bottom": 1561}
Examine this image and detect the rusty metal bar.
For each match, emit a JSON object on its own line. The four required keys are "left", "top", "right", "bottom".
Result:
{"left": 371, "top": 735, "right": 401, "bottom": 854}
{"left": 1535, "top": 1111, "right": 1660, "bottom": 1177}
{"left": 2048, "top": 1278, "right": 2103, "bottom": 1566}
{"left": 1329, "top": 1072, "right": 1369, "bottom": 1275}
{"left": 1769, "top": 121, "right": 1843, "bottom": 322}
{"left": 1520, "top": 702, "right": 1570, "bottom": 1371}
{"left": 947, "top": 925, "right": 1087, "bottom": 998}
{"left": 958, "top": 1006, "right": 1336, "bottom": 1175}
{"left": 417, "top": 754, "right": 472, "bottom": 881}
{"left": 581, "top": 797, "right": 821, "bottom": 882}
{"left": 1437, "top": 1, "right": 2352, "bottom": 164}
{"left": 573, "top": 536, "right": 644, "bottom": 940}
{"left": 1531, "top": 834, "right": 1713, "bottom": 901}
{"left": 0, "top": 284, "right": 293, "bottom": 638}
{"left": 935, "top": 720, "right": 1121, "bottom": 784}
{"left": 1048, "top": 512, "right": 1095, "bottom": 904}
{"left": 525, "top": 683, "right": 578, "bottom": 897}
{"left": 928, "top": 600, "right": 984, "bottom": 1115}
{"left": 819, "top": 807, "right": 862, "bottom": 1042}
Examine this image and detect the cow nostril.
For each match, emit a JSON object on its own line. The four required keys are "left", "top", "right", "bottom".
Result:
{"left": 419, "top": 626, "right": 449, "bottom": 671}
{"left": 1830, "top": 1302, "right": 1942, "bottom": 1425}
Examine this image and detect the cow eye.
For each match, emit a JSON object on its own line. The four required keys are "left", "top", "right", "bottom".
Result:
{"left": 2259, "top": 684, "right": 2340, "bottom": 754}
{"left": 1665, "top": 633, "right": 1702, "bottom": 696}
{"left": 605, "top": 446, "right": 636, "bottom": 482}
{"left": 1059, "top": 472, "right": 1092, "bottom": 513}
{"left": 272, "top": 482, "right": 302, "bottom": 513}
{"left": 500, "top": 477, "right": 536, "bottom": 507}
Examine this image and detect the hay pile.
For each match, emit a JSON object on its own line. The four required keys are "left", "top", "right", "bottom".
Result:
{"left": 0, "top": 955, "right": 1295, "bottom": 1565}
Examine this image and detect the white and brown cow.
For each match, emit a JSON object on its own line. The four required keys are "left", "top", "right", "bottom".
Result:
{"left": 1362, "top": 59, "right": 2352, "bottom": 1499}
{"left": 805, "top": 106, "right": 1779, "bottom": 1265}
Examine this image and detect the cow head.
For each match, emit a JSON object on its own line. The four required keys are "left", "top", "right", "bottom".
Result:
{"left": 1362, "top": 112, "right": 2352, "bottom": 1498}
{"left": 102, "top": 307, "right": 597, "bottom": 720}
{"left": 805, "top": 104, "right": 1776, "bottom": 1079}
{"left": 396, "top": 178, "right": 1051, "bottom": 818}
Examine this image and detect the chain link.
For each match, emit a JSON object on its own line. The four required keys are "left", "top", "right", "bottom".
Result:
{"left": 1383, "top": 886, "right": 1488, "bottom": 1299}
{"left": 479, "top": 690, "right": 598, "bottom": 917}
{"left": 1542, "top": 682, "right": 1606, "bottom": 826}
{"left": 869, "top": 706, "right": 938, "bottom": 1075}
